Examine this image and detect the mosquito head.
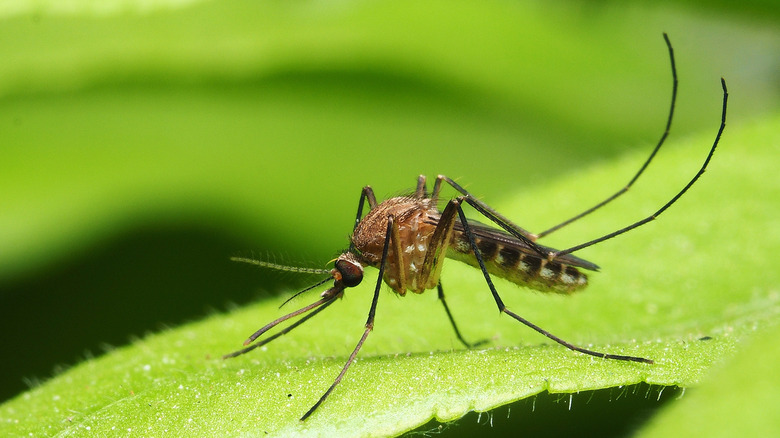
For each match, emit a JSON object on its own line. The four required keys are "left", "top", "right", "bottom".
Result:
{"left": 332, "top": 253, "right": 364, "bottom": 288}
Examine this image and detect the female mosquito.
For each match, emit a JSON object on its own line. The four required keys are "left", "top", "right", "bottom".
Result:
{"left": 225, "top": 34, "right": 728, "bottom": 421}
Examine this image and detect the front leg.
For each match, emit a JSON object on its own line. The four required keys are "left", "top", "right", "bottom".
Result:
{"left": 352, "top": 185, "right": 378, "bottom": 232}
{"left": 300, "top": 216, "right": 396, "bottom": 421}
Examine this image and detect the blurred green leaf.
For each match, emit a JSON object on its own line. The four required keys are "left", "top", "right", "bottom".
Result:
{"left": 2, "top": 0, "right": 778, "bottom": 279}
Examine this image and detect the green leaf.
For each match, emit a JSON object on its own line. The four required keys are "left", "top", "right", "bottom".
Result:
{"left": 2, "top": 112, "right": 778, "bottom": 436}
{"left": 638, "top": 322, "right": 780, "bottom": 438}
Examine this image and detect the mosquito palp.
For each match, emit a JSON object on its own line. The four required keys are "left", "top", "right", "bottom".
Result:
{"left": 221, "top": 293, "right": 339, "bottom": 358}
{"left": 225, "top": 34, "right": 728, "bottom": 421}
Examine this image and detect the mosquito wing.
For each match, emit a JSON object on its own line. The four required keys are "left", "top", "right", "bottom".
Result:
{"left": 452, "top": 218, "right": 600, "bottom": 271}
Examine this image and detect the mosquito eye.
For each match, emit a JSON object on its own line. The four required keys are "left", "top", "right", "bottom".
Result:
{"left": 335, "top": 260, "right": 363, "bottom": 287}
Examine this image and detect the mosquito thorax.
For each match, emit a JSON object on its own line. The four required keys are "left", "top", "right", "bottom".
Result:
{"left": 334, "top": 254, "right": 364, "bottom": 288}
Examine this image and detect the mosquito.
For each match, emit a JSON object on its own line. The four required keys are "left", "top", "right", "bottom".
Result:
{"left": 225, "top": 34, "right": 728, "bottom": 421}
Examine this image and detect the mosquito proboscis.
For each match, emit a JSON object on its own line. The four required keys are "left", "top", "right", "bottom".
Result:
{"left": 225, "top": 34, "right": 728, "bottom": 421}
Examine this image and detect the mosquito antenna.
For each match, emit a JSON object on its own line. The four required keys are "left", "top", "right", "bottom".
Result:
{"left": 230, "top": 256, "right": 331, "bottom": 276}
{"left": 536, "top": 33, "right": 678, "bottom": 239}
{"left": 231, "top": 256, "right": 336, "bottom": 308}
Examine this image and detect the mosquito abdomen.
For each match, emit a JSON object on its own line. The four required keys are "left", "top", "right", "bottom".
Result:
{"left": 448, "top": 234, "right": 588, "bottom": 294}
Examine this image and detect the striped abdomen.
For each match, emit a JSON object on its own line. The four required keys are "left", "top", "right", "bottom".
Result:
{"left": 447, "top": 232, "right": 588, "bottom": 294}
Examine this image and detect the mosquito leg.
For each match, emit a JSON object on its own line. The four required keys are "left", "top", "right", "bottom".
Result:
{"left": 554, "top": 76, "right": 727, "bottom": 258}
{"left": 356, "top": 185, "right": 378, "bottom": 220}
{"left": 452, "top": 196, "right": 653, "bottom": 364}
{"left": 382, "top": 212, "right": 407, "bottom": 292}
{"left": 438, "top": 175, "right": 550, "bottom": 259}
{"left": 415, "top": 174, "right": 428, "bottom": 198}
{"left": 419, "top": 194, "right": 484, "bottom": 347}
{"left": 437, "top": 282, "right": 488, "bottom": 348}
{"left": 300, "top": 216, "right": 394, "bottom": 421}
{"left": 418, "top": 193, "right": 458, "bottom": 287}
{"left": 350, "top": 186, "right": 378, "bottom": 252}
{"left": 300, "top": 325, "right": 372, "bottom": 421}
{"left": 537, "top": 33, "right": 679, "bottom": 239}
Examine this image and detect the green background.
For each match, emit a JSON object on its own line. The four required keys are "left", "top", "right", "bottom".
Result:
{"left": 1, "top": 0, "right": 778, "bottom": 436}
